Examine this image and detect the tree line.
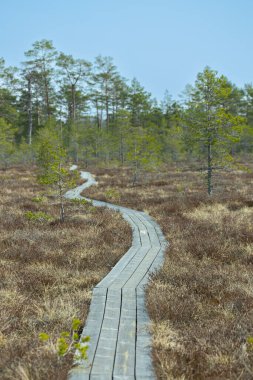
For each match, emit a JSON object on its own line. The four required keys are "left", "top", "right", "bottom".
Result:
{"left": 1, "top": 39, "right": 253, "bottom": 193}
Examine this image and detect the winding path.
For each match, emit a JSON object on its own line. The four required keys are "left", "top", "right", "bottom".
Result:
{"left": 65, "top": 168, "right": 168, "bottom": 380}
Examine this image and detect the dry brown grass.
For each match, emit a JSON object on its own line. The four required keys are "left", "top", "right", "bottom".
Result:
{"left": 83, "top": 166, "right": 253, "bottom": 379}
{"left": 0, "top": 166, "right": 131, "bottom": 380}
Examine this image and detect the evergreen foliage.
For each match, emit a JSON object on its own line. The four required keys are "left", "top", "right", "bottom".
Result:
{"left": 36, "top": 123, "right": 76, "bottom": 221}
{"left": 184, "top": 67, "right": 246, "bottom": 194}
{"left": 0, "top": 41, "right": 252, "bottom": 193}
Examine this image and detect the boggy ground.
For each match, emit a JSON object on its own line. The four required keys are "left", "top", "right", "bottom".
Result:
{"left": 83, "top": 165, "right": 253, "bottom": 379}
{"left": 0, "top": 166, "right": 131, "bottom": 380}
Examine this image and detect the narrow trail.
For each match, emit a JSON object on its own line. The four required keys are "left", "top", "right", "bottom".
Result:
{"left": 65, "top": 168, "right": 168, "bottom": 380}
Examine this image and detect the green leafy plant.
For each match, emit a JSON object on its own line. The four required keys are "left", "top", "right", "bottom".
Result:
{"left": 70, "top": 197, "right": 95, "bottom": 212}
{"left": 176, "top": 184, "right": 185, "bottom": 193}
{"left": 31, "top": 196, "right": 46, "bottom": 203}
{"left": 105, "top": 188, "right": 121, "bottom": 201}
{"left": 24, "top": 211, "right": 52, "bottom": 222}
{"left": 70, "top": 198, "right": 93, "bottom": 206}
{"left": 39, "top": 318, "right": 90, "bottom": 361}
{"left": 246, "top": 337, "right": 253, "bottom": 351}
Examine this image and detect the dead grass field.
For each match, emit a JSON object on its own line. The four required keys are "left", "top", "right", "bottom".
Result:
{"left": 0, "top": 166, "right": 131, "bottom": 380}
{"left": 83, "top": 165, "right": 253, "bottom": 379}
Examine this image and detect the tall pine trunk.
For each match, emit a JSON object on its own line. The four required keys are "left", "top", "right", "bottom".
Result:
{"left": 44, "top": 77, "right": 51, "bottom": 119}
{"left": 58, "top": 163, "right": 65, "bottom": 222}
{"left": 27, "top": 76, "right": 33, "bottom": 145}
{"left": 207, "top": 138, "right": 212, "bottom": 195}
{"left": 119, "top": 132, "right": 124, "bottom": 165}
{"left": 71, "top": 84, "right": 76, "bottom": 122}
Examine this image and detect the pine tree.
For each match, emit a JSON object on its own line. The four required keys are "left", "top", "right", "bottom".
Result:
{"left": 126, "top": 126, "right": 161, "bottom": 185}
{"left": 0, "top": 117, "right": 17, "bottom": 169}
{"left": 184, "top": 67, "right": 245, "bottom": 194}
{"left": 36, "top": 123, "right": 74, "bottom": 222}
{"left": 24, "top": 40, "right": 57, "bottom": 122}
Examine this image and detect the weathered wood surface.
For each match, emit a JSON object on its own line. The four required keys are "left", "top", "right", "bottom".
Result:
{"left": 65, "top": 169, "right": 168, "bottom": 380}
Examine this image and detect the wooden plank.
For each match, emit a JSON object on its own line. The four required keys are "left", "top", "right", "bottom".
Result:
{"left": 96, "top": 245, "right": 140, "bottom": 288}
{"left": 123, "top": 247, "right": 160, "bottom": 289}
{"left": 109, "top": 246, "right": 151, "bottom": 289}
{"left": 70, "top": 289, "right": 107, "bottom": 376}
{"left": 136, "top": 213, "right": 162, "bottom": 249}
{"left": 90, "top": 289, "right": 122, "bottom": 377}
{"left": 136, "top": 288, "right": 155, "bottom": 380}
{"left": 67, "top": 170, "right": 167, "bottom": 380}
{"left": 113, "top": 290, "right": 136, "bottom": 378}
{"left": 128, "top": 213, "right": 151, "bottom": 247}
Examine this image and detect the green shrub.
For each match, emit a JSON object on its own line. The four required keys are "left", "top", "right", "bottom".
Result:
{"left": 24, "top": 211, "right": 52, "bottom": 222}
{"left": 247, "top": 336, "right": 253, "bottom": 351}
{"left": 31, "top": 196, "right": 46, "bottom": 203}
{"left": 105, "top": 188, "right": 121, "bottom": 201}
{"left": 70, "top": 198, "right": 93, "bottom": 206}
{"left": 39, "top": 318, "right": 90, "bottom": 361}
{"left": 70, "top": 197, "right": 96, "bottom": 212}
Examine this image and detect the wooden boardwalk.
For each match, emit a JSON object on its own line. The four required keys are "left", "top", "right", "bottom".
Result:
{"left": 65, "top": 170, "right": 167, "bottom": 380}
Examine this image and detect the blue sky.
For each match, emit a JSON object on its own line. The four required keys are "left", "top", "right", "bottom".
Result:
{"left": 0, "top": 0, "right": 252, "bottom": 100}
